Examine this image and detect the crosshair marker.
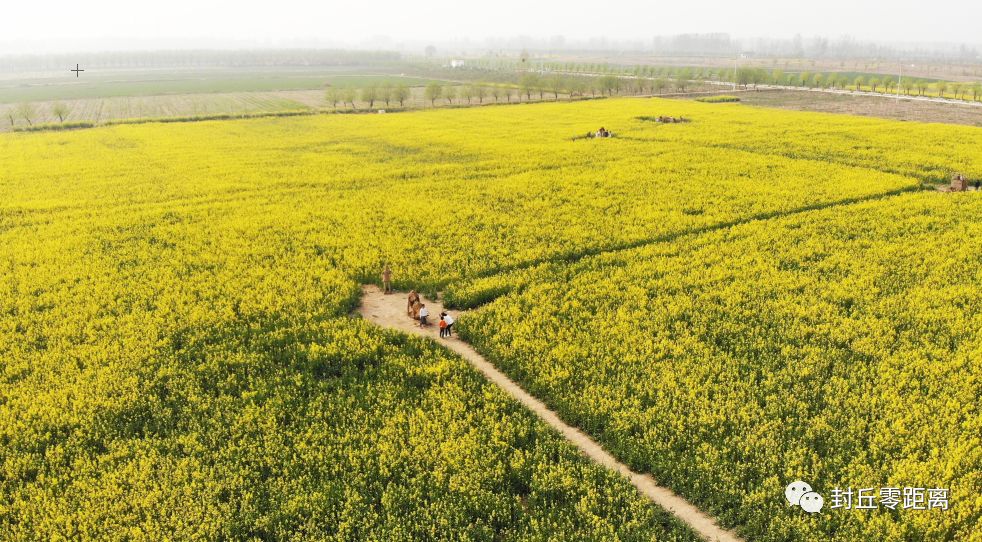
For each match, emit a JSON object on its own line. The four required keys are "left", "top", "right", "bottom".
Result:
{"left": 70, "top": 64, "right": 84, "bottom": 77}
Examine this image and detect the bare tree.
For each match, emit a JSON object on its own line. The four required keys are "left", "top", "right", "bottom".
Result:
{"left": 325, "top": 87, "right": 340, "bottom": 109}
{"left": 5, "top": 107, "right": 16, "bottom": 127}
{"left": 51, "top": 102, "right": 71, "bottom": 123}
{"left": 342, "top": 88, "right": 357, "bottom": 109}
{"left": 393, "top": 85, "right": 410, "bottom": 107}
{"left": 381, "top": 84, "right": 393, "bottom": 107}
{"left": 361, "top": 85, "right": 378, "bottom": 108}
{"left": 520, "top": 73, "right": 539, "bottom": 101}
{"left": 736, "top": 68, "right": 753, "bottom": 89}
{"left": 599, "top": 75, "right": 619, "bottom": 96}
{"left": 15, "top": 103, "right": 36, "bottom": 126}
{"left": 951, "top": 82, "right": 964, "bottom": 100}
{"left": 550, "top": 75, "right": 564, "bottom": 100}
{"left": 424, "top": 83, "right": 442, "bottom": 106}
{"left": 915, "top": 80, "right": 929, "bottom": 96}
{"left": 676, "top": 68, "right": 693, "bottom": 92}
{"left": 474, "top": 86, "right": 487, "bottom": 104}
{"left": 567, "top": 79, "right": 584, "bottom": 100}
{"left": 901, "top": 79, "right": 914, "bottom": 95}
{"left": 653, "top": 78, "right": 668, "bottom": 95}
{"left": 585, "top": 80, "right": 598, "bottom": 97}
{"left": 444, "top": 85, "right": 457, "bottom": 105}
{"left": 489, "top": 86, "right": 501, "bottom": 103}
{"left": 770, "top": 69, "right": 786, "bottom": 86}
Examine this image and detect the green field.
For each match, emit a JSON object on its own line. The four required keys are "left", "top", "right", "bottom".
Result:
{"left": 0, "top": 69, "right": 444, "bottom": 103}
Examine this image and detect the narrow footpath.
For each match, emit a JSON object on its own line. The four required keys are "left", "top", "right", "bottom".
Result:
{"left": 358, "top": 285, "right": 744, "bottom": 542}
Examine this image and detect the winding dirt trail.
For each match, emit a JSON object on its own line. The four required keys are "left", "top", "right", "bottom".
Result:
{"left": 358, "top": 285, "right": 744, "bottom": 542}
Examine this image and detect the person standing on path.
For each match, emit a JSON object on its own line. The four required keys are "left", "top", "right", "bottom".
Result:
{"left": 442, "top": 312, "right": 455, "bottom": 337}
{"left": 418, "top": 304, "right": 429, "bottom": 327}
{"left": 381, "top": 264, "right": 393, "bottom": 294}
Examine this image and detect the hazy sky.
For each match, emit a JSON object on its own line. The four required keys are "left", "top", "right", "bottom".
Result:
{"left": 3, "top": 0, "right": 980, "bottom": 54}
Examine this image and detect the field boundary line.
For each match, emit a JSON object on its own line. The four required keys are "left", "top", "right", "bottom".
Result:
{"left": 358, "top": 285, "right": 744, "bottom": 542}
{"left": 468, "top": 184, "right": 920, "bottom": 283}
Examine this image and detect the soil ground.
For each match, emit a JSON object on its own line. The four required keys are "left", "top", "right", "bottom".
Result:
{"left": 0, "top": 86, "right": 565, "bottom": 132}
{"left": 726, "top": 89, "right": 982, "bottom": 127}
{"left": 552, "top": 54, "right": 982, "bottom": 82}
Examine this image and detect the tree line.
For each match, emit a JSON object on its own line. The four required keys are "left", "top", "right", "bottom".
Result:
{"left": 3, "top": 102, "right": 72, "bottom": 127}
{"left": 728, "top": 67, "right": 982, "bottom": 99}
{"left": 324, "top": 84, "right": 412, "bottom": 110}
{"left": 324, "top": 73, "right": 705, "bottom": 112}
{"left": 419, "top": 57, "right": 982, "bottom": 102}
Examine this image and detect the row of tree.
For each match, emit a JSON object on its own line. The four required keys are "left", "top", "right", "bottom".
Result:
{"left": 325, "top": 83, "right": 530, "bottom": 109}
{"left": 324, "top": 84, "right": 412, "bottom": 109}
{"left": 329, "top": 75, "right": 703, "bottom": 112}
{"left": 729, "top": 67, "right": 982, "bottom": 98}
{"left": 428, "top": 57, "right": 982, "bottom": 102}
{"left": 3, "top": 102, "right": 72, "bottom": 127}
{"left": 450, "top": 58, "right": 723, "bottom": 81}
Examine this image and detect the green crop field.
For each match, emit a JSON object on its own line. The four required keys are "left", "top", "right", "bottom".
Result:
{"left": 0, "top": 68, "right": 463, "bottom": 131}
{"left": 0, "top": 69, "right": 445, "bottom": 104}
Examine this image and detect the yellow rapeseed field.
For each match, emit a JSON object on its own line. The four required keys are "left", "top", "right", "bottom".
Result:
{"left": 1, "top": 98, "right": 980, "bottom": 540}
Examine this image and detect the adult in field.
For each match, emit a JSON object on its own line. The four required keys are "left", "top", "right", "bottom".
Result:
{"left": 442, "top": 312, "right": 455, "bottom": 337}
{"left": 407, "top": 290, "right": 420, "bottom": 316}
{"left": 381, "top": 264, "right": 393, "bottom": 294}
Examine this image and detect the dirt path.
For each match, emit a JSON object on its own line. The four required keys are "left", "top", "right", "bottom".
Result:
{"left": 357, "top": 285, "right": 744, "bottom": 542}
